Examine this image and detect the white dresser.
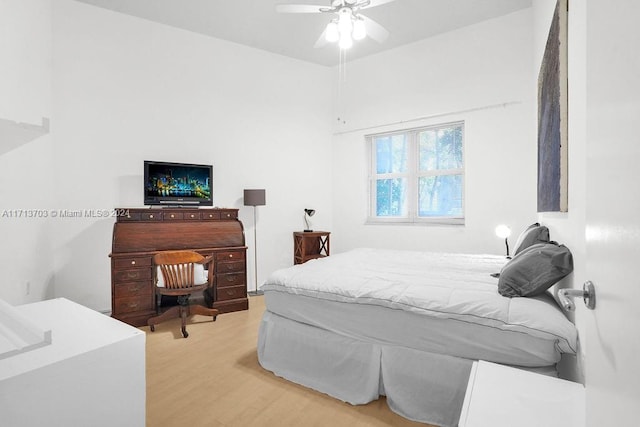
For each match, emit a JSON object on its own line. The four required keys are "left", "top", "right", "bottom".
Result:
{"left": 460, "top": 360, "right": 585, "bottom": 427}
{"left": 0, "top": 298, "right": 145, "bottom": 426}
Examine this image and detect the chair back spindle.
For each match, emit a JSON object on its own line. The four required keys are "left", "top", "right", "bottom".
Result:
{"left": 154, "top": 251, "right": 208, "bottom": 289}
{"left": 158, "top": 263, "right": 197, "bottom": 289}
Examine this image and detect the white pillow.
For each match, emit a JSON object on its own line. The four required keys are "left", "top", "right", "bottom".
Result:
{"left": 156, "top": 264, "right": 208, "bottom": 287}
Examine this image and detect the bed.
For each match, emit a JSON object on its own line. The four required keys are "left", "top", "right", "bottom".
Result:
{"left": 257, "top": 247, "right": 577, "bottom": 427}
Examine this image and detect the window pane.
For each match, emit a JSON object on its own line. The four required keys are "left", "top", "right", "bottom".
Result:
{"left": 376, "top": 178, "right": 407, "bottom": 216}
{"left": 418, "top": 174, "right": 463, "bottom": 217}
{"left": 375, "top": 135, "right": 408, "bottom": 174}
{"left": 419, "top": 126, "right": 463, "bottom": 171}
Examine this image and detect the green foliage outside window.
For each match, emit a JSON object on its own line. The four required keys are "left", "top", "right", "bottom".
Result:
{"left": 370, "top": 122, "right": 464, "bottom": 222}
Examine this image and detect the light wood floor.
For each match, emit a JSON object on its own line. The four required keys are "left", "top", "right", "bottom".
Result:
{"left": 142, "top": 295, "right": 431, "bottom": 427}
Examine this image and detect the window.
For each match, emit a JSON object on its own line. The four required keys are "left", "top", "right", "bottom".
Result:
{"left": 367, "top": 122, "right": 464, "bottom": 224}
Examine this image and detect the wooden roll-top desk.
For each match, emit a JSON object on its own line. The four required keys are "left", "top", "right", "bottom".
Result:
{"left": 109, "top": 207, "right": 248, "bottom": 327}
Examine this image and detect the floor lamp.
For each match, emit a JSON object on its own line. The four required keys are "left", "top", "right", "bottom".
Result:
{"left": 244, "top": 189, "right": 266, "bottom": 296}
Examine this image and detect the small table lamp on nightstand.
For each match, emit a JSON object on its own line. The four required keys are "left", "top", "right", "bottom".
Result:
{"left": 303, "top": 208, "right": 315, "bottom": 232}
{"left": 495, "top": 225, "right": 511, "bottom": 258}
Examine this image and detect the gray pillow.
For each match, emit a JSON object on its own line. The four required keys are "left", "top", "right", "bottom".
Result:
{"left": 498, "top": 242, "right": 573, "bottom": 297}
{"left": 512, "top": 223, "right": 550, "bottom": 255}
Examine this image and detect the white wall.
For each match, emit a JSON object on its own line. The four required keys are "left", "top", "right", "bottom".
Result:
{"left": 331, "top": 9, "right": 537, "bottom": 255}
{"left": 49, "top": 0, "right": 333, "bottom": 311}
{"left": 0, "top": 2, "right": 551, "bottom": 311}
{"left": 0, "top": 0, "right": 55, "bottom": 305}
{"left": 0, "top": 0, "right": 51, "bottom": 125}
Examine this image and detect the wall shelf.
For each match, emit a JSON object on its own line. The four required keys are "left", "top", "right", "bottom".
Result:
{"left": 0, "top": 298, "right": 52, "bottom": 360}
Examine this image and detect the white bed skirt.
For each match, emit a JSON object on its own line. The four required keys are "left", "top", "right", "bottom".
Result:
{"left": 257, "top": 310, "right": 474, "bottom": 427}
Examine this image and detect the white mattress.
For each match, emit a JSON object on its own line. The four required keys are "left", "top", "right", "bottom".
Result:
{"left": 261, "top": 248, "right": 577, "bottom": 366}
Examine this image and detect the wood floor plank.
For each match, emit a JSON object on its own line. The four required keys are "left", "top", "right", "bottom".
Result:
{"left": 144, "top": 295, "right": 431, "bottom": 427}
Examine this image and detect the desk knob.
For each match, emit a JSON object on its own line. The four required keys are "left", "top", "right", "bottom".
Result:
{"left": 131, "top": 260, "right": 136, "bottom": 265}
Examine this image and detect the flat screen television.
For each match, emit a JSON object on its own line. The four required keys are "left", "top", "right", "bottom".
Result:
{"left": 144, "top": 160, "right": 213, "bottom": 206}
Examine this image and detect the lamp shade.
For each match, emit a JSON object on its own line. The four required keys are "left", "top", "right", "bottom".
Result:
{"left": 244, "top": 189, "right": 266, "bottom": 206}
{"left": 325, "top": 21, "right": 339, "bottom": 42}
{"left": 495, "top": 225, "right": 511, "bottom": 239}
{"left": 353, "top": 18, "right": 366, "bottom": 40}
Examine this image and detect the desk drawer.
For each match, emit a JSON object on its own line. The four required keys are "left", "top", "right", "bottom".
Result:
{"left": 114, "top": 268, "right": 152, "bottom": 283}
{"left": 216, "top": 285, "right": 246, "bottom": 301}
{"left": 217, "top": 272, "right": 245, "bottom": 288}
{"left": 114, "top": 281, "right": 152, "bottom": 298}
{"left": 184, "top": 212, "right": 200, "bottom": 221}
{"left": 216, "top": 251, "right": 245, "bottom": 262}
{"left": 217, "top": 260, "right": 245, "bottom": 273}
{"left": 140, "top": 212, "right": 162, "bottom": 221}
{"left": 113, "top": 257, "right": 152, "bottom": 270}
{"left": 220, "top": 210, "right": 237, "bottom": 220}
{"left": 113, "top": 295, "right": 154, "bottom": 314}
{"left": 201, "top": 211, "right": 220, "bottom": 220}
{"left": 163, "top": 212, "right": 184, "bottom": 220}
{"left": 118, "top": 212, "right": 141, "bottom": 221}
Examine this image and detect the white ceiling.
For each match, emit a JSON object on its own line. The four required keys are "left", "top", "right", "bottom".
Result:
{"left": 73, "top": 0, "right": 532, "bottom": 67}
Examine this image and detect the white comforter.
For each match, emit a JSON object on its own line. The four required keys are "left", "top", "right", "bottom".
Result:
{"left": 262, "top": 248, "right": 577, "bottom": 354}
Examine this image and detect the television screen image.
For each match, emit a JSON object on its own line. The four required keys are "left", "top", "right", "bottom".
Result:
{"left": 144, "top": 161, "right": 213, "bottom": 206}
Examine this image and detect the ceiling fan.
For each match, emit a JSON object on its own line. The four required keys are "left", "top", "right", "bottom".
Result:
{"left": 276, "top": 0, "right": 396, "bottom": 49}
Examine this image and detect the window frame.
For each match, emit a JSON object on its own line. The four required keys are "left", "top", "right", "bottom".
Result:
{"left": 366, "top": 121, "right": 465, "bottom": 226}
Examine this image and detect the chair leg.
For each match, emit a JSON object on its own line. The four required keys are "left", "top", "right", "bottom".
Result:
{"left": 180, "top": 305, "right": 188, "bottom": 338}
{"left": 148, "top": 296, "right": 217, "bottom": 338}
{"left": 188, "top": 304, "right": 220, "bottom": 322}
{"left": 147, "top": 306, "right": 181, "bottom": 332}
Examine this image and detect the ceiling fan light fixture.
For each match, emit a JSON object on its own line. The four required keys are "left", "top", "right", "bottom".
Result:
{"left": 325, "top": 21, "right": 339, "bottom": 42}
{"left": 337, "top": 9, "right": 353, "bottom": 34}
{"left": 276, "top": 0, "right": 393, "bottom": 50}
{"left": 352, "top": 17, "right": 366, "bottom": 40}
{"left": 339, "top": 32, "right": 353, "bottom": 49}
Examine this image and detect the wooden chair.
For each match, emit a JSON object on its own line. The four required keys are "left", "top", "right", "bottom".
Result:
{"left": 147, "top": 250, "right": 219, "bottom": 338}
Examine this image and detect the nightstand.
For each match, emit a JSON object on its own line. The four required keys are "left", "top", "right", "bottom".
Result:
{"left": 293, "top": 231, "right": 330, "bottom": 264}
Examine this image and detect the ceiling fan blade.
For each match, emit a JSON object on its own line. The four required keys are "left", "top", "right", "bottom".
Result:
{"left": 362, "top": 0, "right": 396, "bottom": 9}
{"left": 275, "top": 4, "right": 327, "bottom": 14}
{"left": 362, "top": 15, "right": 389, "bottom": 43}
